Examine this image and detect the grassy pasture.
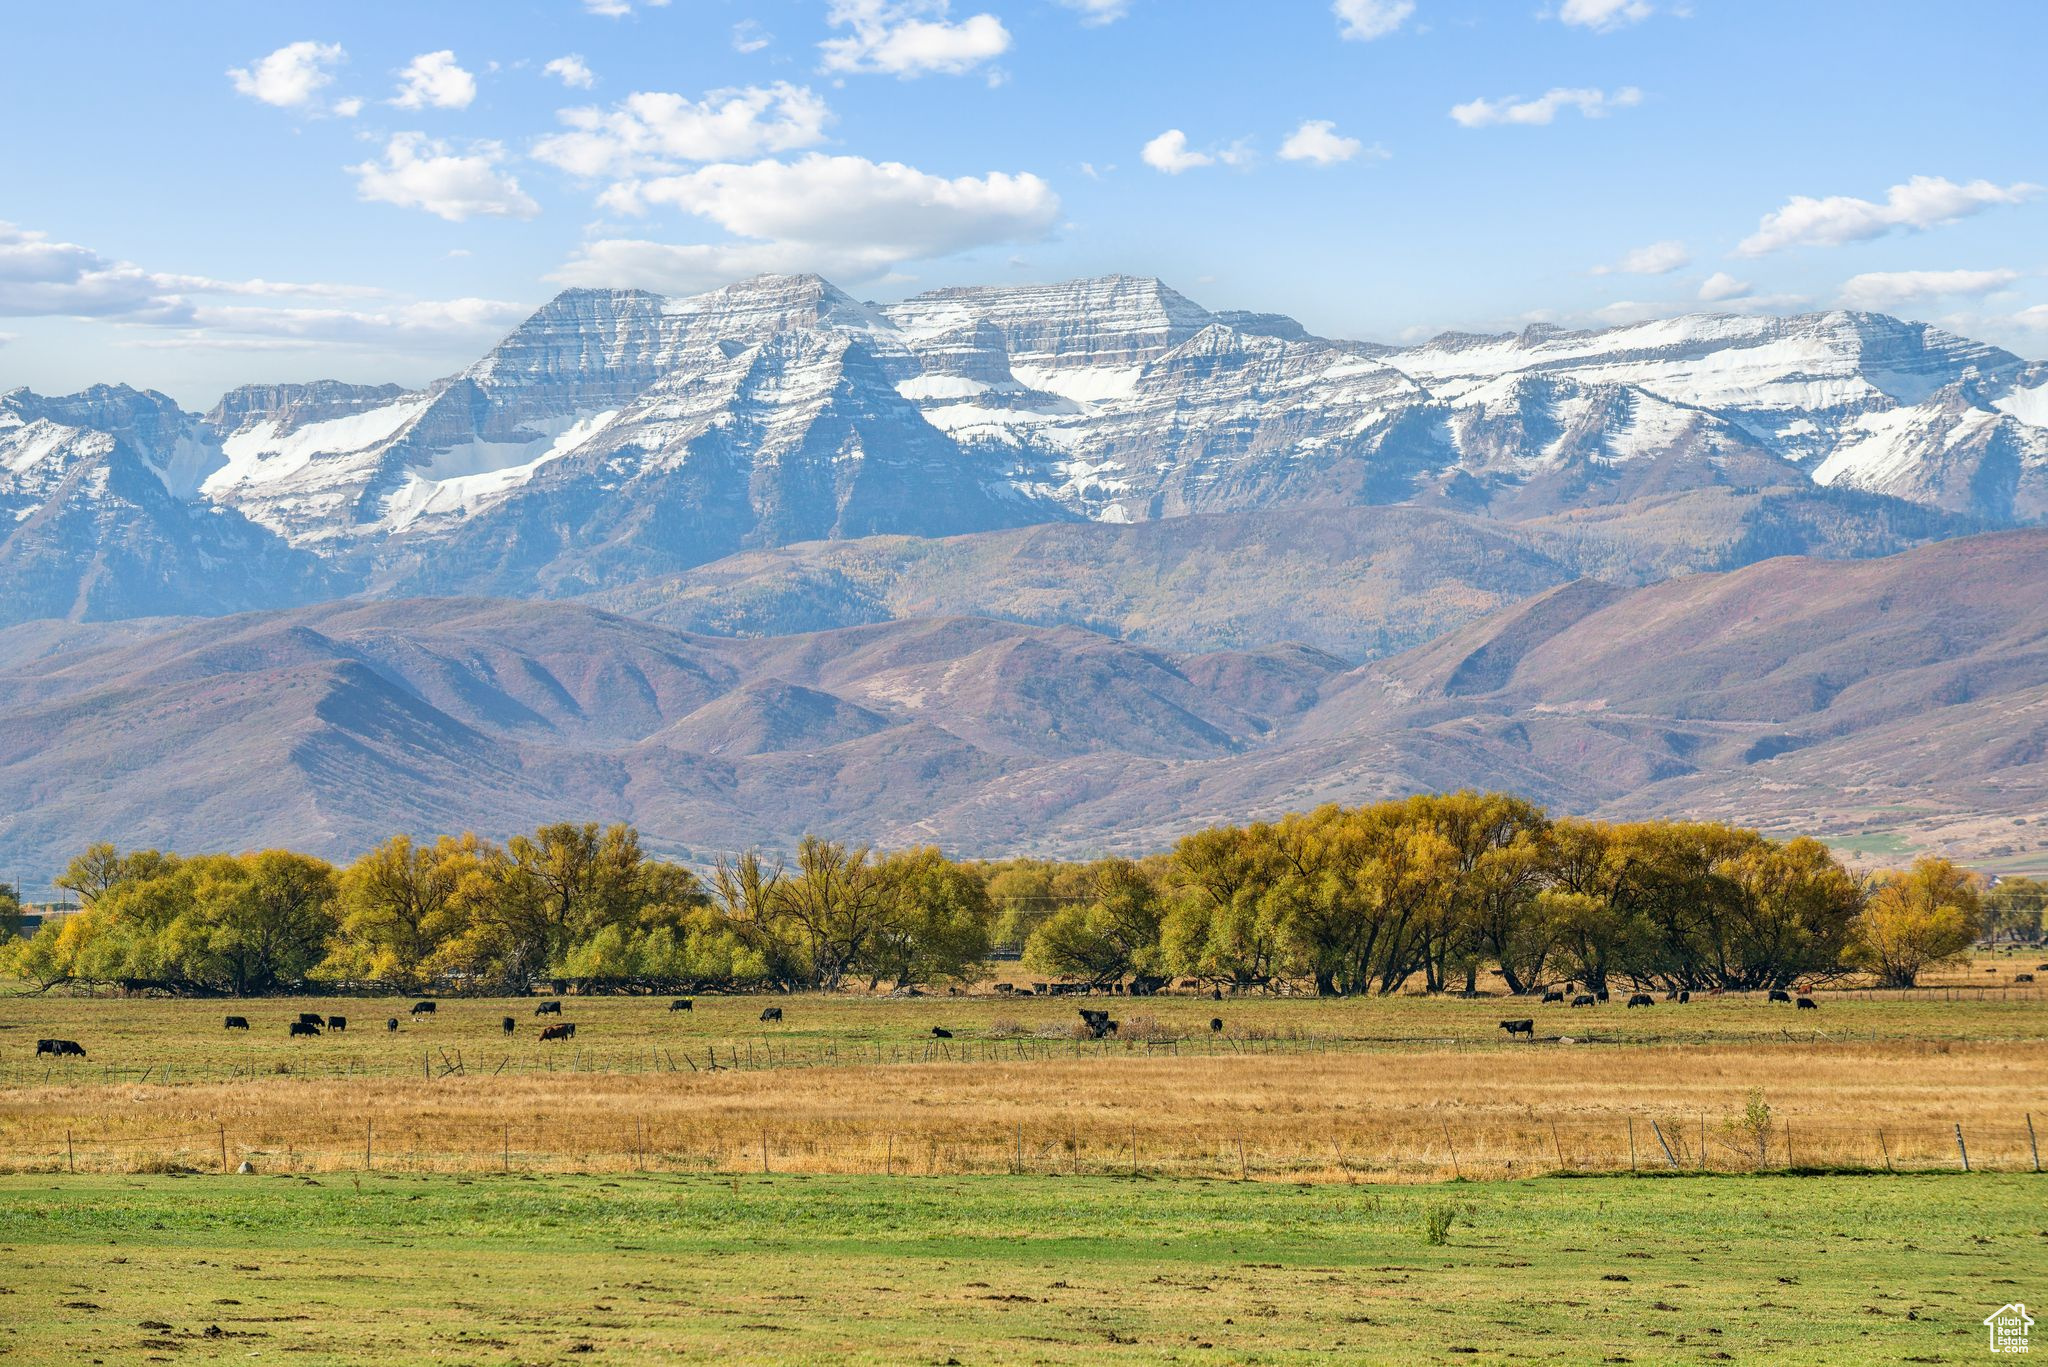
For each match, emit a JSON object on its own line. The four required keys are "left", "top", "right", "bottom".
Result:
{"left": 3, "top": 975, "right": 2045, "bottom": 1087}
{"left": 0, "top": 1171, "right": 2039, "bottom": 1365}
{"left": 3, "top": 962, "right": 2043, "bottom": 1179}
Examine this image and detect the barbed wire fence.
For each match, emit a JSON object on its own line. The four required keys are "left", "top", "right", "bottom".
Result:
{"left": 8, "top": 1109, "right": 2043, "bottom": 1182}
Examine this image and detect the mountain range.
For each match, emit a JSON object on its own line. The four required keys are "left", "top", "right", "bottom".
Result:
{"left": 3, "top": 272, "right": 2045, "bottom": 881}
{"left": 3, "top": 273, "right": 2042, "bottom": 629}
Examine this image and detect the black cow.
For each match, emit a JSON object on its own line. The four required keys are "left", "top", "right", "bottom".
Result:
{"left": 1210, "top": 1017, "right": 1224, "bottom": 1033}
{"left": 36, "top": 1038, "right": 85, "bottom": 1058}
{"left": 1570, "top": 994, "right": 1596, "bottom": 1008}
{"left": 1078, "top": 1008, "right": 1118, "bottom": 1039}
{"left": 1541, "top": 990, "right": 1565, "bottom": 1004}
{"left": 670, "top": 999, "right": 694, "bottom": 1012}
{"left": 288, "top": 1021, "right": 320, "bottom": 1038}
{"left": 931, "top": 1026, "right": 952, "bottom": 1039}
{"left": 1796, "top": 996, "right": 1819, "bottom": 1010}
{"left": 297, "top": 1012, "right": 323, "bottom": 1027}
{"left": 535, "top": 1001, "right": 562, "bottom": 1016}
{"left": 1595, "top": 988, "right": 1610, "bottom": 1003}
{"left": 1677, "top": 990, "right": 1690, "bottom": 1004}
{"left": 1626, "top": 993, "right": 1654, "bottom": 1008}
{"left": 1498, "top": 1018, "right": 1535, "bottom": 1037}
{"left": 411, "top": 1001, "right": 436, "bottom": 1016}
{"left": 501, "top": 1016, "right": 516, "bottom": 1035}
{"left": 1768, "top": 989, "right": 1792, "bottom": 1003}
{"left": 326, "top": 1016, "right": 347, "bottom": 1032}
{"left": 385, "top": 1018, "right": 399, "bottom": 1032}
{"left": 2016, "top": 974, "right": 2036, "bottom": 984}
{"left": 759, "top": 1006, "right": 784, "bottom": 1023}
{"left": 224, "top": 1016, "right": 249, "bottom": 1030}
{"left": 540, "top": 1022, "right": 575, "bottom": 1041}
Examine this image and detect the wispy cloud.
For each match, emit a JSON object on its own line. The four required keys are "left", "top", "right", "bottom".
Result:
{"left": 1332, "top": 0, "right": 1414, "bottom": 41}
{"left": 543, "top": 55, "right": 596, "bottom": 90}
{"left": 1738, "top": 175, "right": 2041, "bottom": 255}
{"left": 1838, "top": 267, "right": 2021, "bottom": 310}
{"left": 534, "top": 84, "right": 832, "bottom": 180}
{"left": 1057, "top": 0, "right": 1132, "bottom": 24}
{"left": 1451, "top": 86, "right": 1642, "bottom": 127}
{"left": 1592, "top": 240, "right": 1689, "bottom": 275}
{"left": 1556, "top": 0, "right": 1653, "bottom": 32}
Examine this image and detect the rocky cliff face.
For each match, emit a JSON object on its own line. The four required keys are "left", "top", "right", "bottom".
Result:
{"left": 2, "top": 274, "right": 2044, "bottom": 625}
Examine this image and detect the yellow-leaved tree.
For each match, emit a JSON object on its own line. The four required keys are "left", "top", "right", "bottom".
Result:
{"left": 1844, "top": 858, "right": 1983, "bottom": 988}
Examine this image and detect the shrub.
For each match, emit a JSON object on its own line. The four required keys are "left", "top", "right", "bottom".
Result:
{"left": 1424, "top": 1203, "right": 1459, "bottom": 1246}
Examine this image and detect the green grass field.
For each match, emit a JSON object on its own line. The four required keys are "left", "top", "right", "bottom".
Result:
{"left": 0, "top": 1171, "right": 2036, "bottom": 1365}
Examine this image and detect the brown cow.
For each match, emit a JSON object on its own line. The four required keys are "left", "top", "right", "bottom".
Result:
{"left": 540, "top": 1022, "right": 576, "bottom": 1041}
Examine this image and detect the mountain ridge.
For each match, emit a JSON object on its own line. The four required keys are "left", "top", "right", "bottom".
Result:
{"left": 3, "top": 273, "right": 2043, "bottom": 630}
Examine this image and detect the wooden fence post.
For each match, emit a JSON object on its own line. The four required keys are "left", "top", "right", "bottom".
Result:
{"left": 1442, "top": 1120, "right": 1462, "bottom": 1181}
{"left": 2027, "top": 1114, "right": 2041, "bottom": 1174}
{"left": 219, "top": 1125, "right": 227, "bottom": 1174}
{"left": 1877, "top": 1128, "right": 1892, "bottom": 1173}
{"left": 66, "top": 1129, "right": 74, "bottom": 1174}
{"left": 1650, "top": 1119, "right": 1678, "bottom": 1168}
{"left": 365, "top": 1121, "right": 373, "bottom": 1171}
{"left": 1954, "top": 1124, "right": 1971, "bottom": 1173}
{"left": 1628, "top": 1117, "right": 1637, "bottom": 1173}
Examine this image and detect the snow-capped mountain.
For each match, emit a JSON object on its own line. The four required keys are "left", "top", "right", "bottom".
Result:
{"left": 2, "top": 272, "right": 2043, "bottom": 622}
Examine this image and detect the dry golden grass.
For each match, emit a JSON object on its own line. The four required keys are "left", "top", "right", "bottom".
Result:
{"left": 6, "top": 1039, "right": 2043, "bottom": 1181}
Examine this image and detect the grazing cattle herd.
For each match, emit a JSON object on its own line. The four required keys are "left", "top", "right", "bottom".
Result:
{"left": 16, "top": 974, "right": 1891, "bottom": 1063}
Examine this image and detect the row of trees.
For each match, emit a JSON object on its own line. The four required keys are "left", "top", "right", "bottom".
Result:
{"left": 1015, "top": 795, "right": 1991, "bottom": 994}
{"left": 2, "top": 795, "right": 2018, "bottom": 996}
{"left": 9, "top": 829, "right": 991, "bottom": 997}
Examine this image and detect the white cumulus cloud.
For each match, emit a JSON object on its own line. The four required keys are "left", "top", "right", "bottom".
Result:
{"left": 1737, "top": 175, "right": 2042, "bottom": 256}
{"left": 534, "top": 84, "right": 832, "bottom": 180}
{"left": 1697, "top": 271, "right": 1752, "bottom": 302}
{"left": 1592, "top": 240, "right": 1689, "bottom": 275}
{"left": 1333, "top": 0, "right": 1414, "bottom": 40}
{"left": 820, "top": 0, "right": 1011, "bottom": 77}
{"left": 1557, "top": 0, "right": 1652, "bottom": 31}
{"left": 1278, "top": 120, "right": 1377, "bottom": 166}
{"left": 544, "top": 55, "right": 596, "bottom": 89}
{"left": 391, "top": 50, "right": 477, "bottom": 110}
{"left": 1451, "top": 86, "right": 1642, "bottom": 127}
{"left": 1838, "top": 268, "right": 2021, "bottom": 310}
{"left": 348, "top": 134, "right": 539, "bottom": 222}
{"left": 1141, "top": 129, "right": 1212, "bottom": 174}
{"left": 227, "top": 41, "right": 347, "bottom": 110}
{"left": 555, "top": 152, "right": 1059, "bottom": 292}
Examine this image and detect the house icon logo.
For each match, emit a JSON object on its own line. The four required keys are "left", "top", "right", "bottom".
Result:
{"left": 1986, "top": 1303, "right": 2033, "bottom": 1354}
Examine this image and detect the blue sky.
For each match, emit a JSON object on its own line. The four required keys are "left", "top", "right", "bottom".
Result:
{"left": 4, "top": 0, "right": 2044, "bottom": 405}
